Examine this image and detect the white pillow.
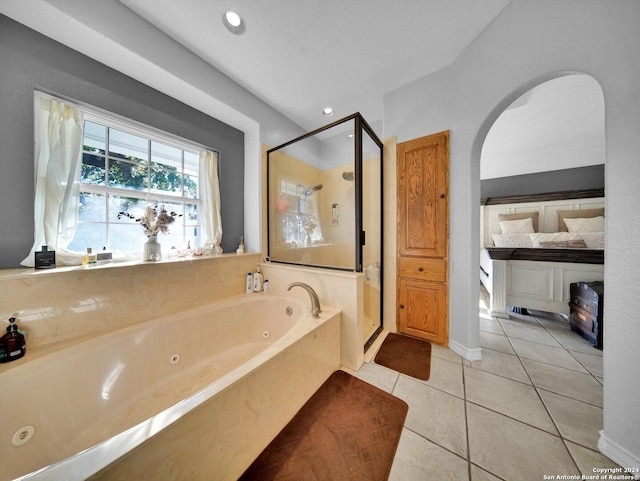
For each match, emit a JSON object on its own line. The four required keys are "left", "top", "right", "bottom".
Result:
{"left": 499, "top": 217, "right": 534, "bottom": 234}
{"left": 577, "top": 232, "right": 605, "bottom": 249}
{"left": 529, "top": 232, "right": 577, "bottom": 248}
{"left": 563, "top": 216, "right": 605, "bottom": 233}
{"left": 492, "top": 233, "right": 534, "bottom": 248}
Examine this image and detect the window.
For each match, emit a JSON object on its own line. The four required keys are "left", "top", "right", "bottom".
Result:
{"left": 72, "top": 117, "right": 203, "bottom": 253}
{"left": 21, "top": 92, "right": 221, "bottom": 266}
{"left": 279, "top": 180, "right": 323, "bottom": 246}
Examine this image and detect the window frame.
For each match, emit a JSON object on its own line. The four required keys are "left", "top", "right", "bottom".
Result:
{"left": 34, "top": 91, "right": 218, "bottom": 255}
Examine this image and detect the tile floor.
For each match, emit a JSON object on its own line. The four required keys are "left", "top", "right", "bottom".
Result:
{"left": 354, "top": 294, "right": 621, "bottom": 481}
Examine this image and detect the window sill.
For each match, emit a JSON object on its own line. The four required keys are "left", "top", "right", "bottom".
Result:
{"left": 0, "top": 252, "right": 259, "bottom": 281}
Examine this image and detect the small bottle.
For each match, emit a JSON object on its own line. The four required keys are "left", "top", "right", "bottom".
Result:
{"left": 246, "top": 272, "right": 253, "bottom": 293}
{"left": 236, "top": 238, "right": 245, "bottom": 254}
{"left": 263, "top": 279, "right": 269, "bottom": 293}
{"left": 82, "top": 247, "right": 97, "bottom": 266}
{"left": 253, "top": 266, "right": 263, "bottom": 292}
{"left": 96, "top": 246, "right": 112, "bottom": 264}
{"left": 35, "top": 245, "right": 56, "bottom": 269}
{"left": 0, "top": 318, "right": 26, "bottom": 363}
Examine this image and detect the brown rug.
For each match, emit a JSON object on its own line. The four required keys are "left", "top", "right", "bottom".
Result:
{"left": 374, "top": 333, "right": 432, "bottom": 380}
{"left": 239, "top": 370, "right": 408, "bottom": 481}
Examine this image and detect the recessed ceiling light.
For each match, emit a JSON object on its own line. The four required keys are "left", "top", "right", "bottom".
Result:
{"left": 223, "top": 10, "right": 246, "bottom": 35}
{"left": 322, "top": 107, "right": 334, "bottom": 117}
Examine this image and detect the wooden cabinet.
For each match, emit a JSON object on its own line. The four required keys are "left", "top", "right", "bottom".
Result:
{"left": 397, "top": 131, "right": 449, "bottom": 345}
{"left": 569, "top": 281, "right": 604, "bottom": 349}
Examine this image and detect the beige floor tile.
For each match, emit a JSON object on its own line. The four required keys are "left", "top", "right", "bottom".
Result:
{"left": 470, "top": 464, "right": 502, "bottom": 481}
{"left": 500, "top": 313, "right": 544, "bottom": 330}
{"left": 500, "top": 322, "right": 563, "bottom": 347}
{"left": 417, "top": 356, "right": 464, "bottom": 398}
{"left": 389, "top": 428, "right": 469, "bottom": 481}
{"left": 479, "top": 318, "right": 505, "bottom": 335}
{"left": 464, "top": 366, "right": 557, "bottom": 434}
{"left": 470, "top": 348, "right": 531, "bottom": 384}
{"left": 533, "top": 312, "right": 571, "bottom": 332}
{"left": 431, "top": 343, "right": 463, "bottom": 364}
{"left": 510, "top": 337, "right": 589, "bottom": 373}
{"left": 522, "top": 359, "right": 603, "bottom": 407}
{"left": 538, "top": 389, "right": 603, "bottom": 450}
{"left": 354, "top": 361, "right": 399, "bottom": 393}
{"left": 479, "top": 331, "right": 515, "bottom": 355}
{"left": 393, "top": 375, "right": 467, "bottom": 458}
{"left": 467, "top": 403, "right": 579, "bottom": 481}
{"left": 571, "top": 350, "right": 604, "bottom": 378}
{"left": 549, "top": 329, "right": 603, "bottom": 356}
{"left": 565, "top": 441, "right": 623, "bottom": 476}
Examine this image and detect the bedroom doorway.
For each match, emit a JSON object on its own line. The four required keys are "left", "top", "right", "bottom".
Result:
{"left": 477, "top": 72, "right": 606, "bottom": 362}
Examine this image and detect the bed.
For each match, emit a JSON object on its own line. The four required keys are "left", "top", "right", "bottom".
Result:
{"left": 480, "top": 189, "right": 604, "bottom": 318}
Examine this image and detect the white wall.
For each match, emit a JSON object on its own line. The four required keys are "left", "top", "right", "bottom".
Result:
{"left": 0, "top": 0, "right": 307, "bottom": 254}
{"left": 481, "top": 74, "right": 605, "bottom": 179}
{"left": 384, "top": 0, "right": 640, "bottom": 468}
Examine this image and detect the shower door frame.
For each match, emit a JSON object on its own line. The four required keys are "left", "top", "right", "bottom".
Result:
{"left": 266, "top": 112, "right": 384, "bottom": 350}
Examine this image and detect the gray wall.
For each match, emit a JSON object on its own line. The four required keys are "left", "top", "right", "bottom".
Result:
{"left": 0, "top": 15, "right": 244, "bottom": 268}
{"left": 481, "top": 164, "right": 604, "bottom": 199}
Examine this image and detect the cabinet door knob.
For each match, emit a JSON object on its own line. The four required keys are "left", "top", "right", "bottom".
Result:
{"left": 440, "top": 193, "right": 446, "bottom": 199}
{"left": 399, "top": 304, "right": 405, "bottom": 309}
{"left": 418, "top": 266, "right": 424, "bottom": 272}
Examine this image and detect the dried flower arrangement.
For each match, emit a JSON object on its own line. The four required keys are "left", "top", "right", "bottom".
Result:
{"left": 118, "top": 205, "right": 182, "bottom": 237}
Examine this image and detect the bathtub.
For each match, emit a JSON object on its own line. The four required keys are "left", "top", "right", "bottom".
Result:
{"left": 0, "top": 294, "right": 341, "bottom": 481}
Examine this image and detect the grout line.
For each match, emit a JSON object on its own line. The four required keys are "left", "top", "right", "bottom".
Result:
{"left": 461, "top": 358, "right": 473, "bottom": 481}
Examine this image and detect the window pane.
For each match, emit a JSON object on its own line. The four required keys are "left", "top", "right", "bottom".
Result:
{"left": 184, "top": 151, "right": 199, "bottom": 178}
{"left": 84, "top": 121, "right": 105, "bottom": 154}
{"left": 150, "top": 163, "right": 183, "bottom": 196}
{"left": 183, "top": 173, "right": 198, "bottom": 199}
{"left": 69, "top": 223, "right": 106, "bottom": 252}
{"left": 109, "top": 160, "right": 148, "bottom": 191}
{"left": 109, "top": 224, "right": 145, "bottom": 251}
{"left": 151, "top": 141, "right": 181, "bottom": 171}
{"left": 159, "top": 201, "right": 184, "bottom": 233}
{"left": 81, "top": 153, "right": 106, "bottom": 185}
{"left": 185, "top": 225, "right": 200, "bottom": 247}
{"left": 109, "top": 128, "right": 148, "bottom": 162}
{"left": 109, "top": 195, "right": 147, "bottom": 222}
{"left": 185, "top": 203, "right": 198, "bottom": 224}
{"left": 79, "top": 192, "right": 106, "bottom": 222}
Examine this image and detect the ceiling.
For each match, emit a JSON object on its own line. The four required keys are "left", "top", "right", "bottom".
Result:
{"left": 118, "top": 0, "right": 511, "bottom": 132}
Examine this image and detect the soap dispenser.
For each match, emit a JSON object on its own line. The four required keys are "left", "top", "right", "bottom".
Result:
{"left": 0, "top": 318, "right": 26, "bottom": 363}
{"left": 252, "top": 266, "right": 263, "bottom": 292}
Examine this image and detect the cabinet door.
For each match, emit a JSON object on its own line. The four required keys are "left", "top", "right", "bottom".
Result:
{"left": 397, "top": 278, "right": 448, "bottom": 344}
{"left": 397, "top": 133, "right": 448, "bottom": 259}
{"left": 396, "top": 131, "right": 449, "bottom": 345}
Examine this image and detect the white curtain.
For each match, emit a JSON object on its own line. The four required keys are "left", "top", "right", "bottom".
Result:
{"left": 21, "top": 98, "right": 84, "bottom": 267}
{"left": 199, "top": 150, "right": 222, "bottom": 247}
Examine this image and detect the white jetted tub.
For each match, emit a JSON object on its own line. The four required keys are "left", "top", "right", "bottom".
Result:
{"left": 0, "top": 294, "right": 341, "bottom": 481}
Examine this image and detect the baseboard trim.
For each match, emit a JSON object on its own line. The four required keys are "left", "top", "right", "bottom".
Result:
{"left": 448, "top": 339, "right": 483, "bottom": 362}
{"left": 598, "top": 430, "right": 640, "bottom": 475}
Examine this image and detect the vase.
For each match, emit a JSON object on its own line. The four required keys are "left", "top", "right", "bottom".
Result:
{"left": 143, "top": 235, "right": 161, "bottom": 261}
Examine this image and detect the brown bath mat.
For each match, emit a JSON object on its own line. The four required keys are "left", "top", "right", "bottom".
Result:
{"left": 239, "top": 370, "right": 408, "bottom": 481}
{"left": 374, "top": 332, "right": 432, "bottom": 380}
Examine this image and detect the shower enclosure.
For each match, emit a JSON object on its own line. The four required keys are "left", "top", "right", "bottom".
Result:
{"left": 267, "top": 113, "right": 383, "bottom": 349}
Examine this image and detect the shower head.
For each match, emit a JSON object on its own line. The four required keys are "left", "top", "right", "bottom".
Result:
{"left": 342, "top": 171, "right": 354, "bottom": 181}
{"left": 301, "top": 184, "right": 323, "bottom": 196}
